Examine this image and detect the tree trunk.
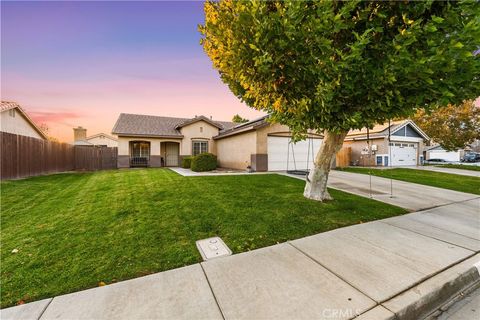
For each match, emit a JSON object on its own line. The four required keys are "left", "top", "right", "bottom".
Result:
{"left": 303, "top": 130, "right": 348, "bottom": 201}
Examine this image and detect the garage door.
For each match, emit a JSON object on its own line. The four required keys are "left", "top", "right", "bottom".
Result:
{"left": 267, "top": 136, "right": 322, "bottom": 171}
{"left": 390, "top": 143, "right": 417, "bottom": 166}
{"left": 428, "top": 151, "right": 460, "bottom": 162}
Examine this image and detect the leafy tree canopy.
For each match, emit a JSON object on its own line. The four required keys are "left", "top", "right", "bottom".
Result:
{"left": 412, "top": 99, "right": 480, "bottom": 151}
{"left": 232, "top": 114, "right": 250, "bottom": 123}
{"left": 200, "top": 0, "right": 479, "bottom": 137}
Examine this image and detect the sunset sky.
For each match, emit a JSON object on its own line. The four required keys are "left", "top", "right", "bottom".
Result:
{"left": 1, "top": 1, "right": 265, "bottom": 142}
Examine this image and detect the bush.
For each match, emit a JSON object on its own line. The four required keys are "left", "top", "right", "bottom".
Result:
{"left": 191, "top": 153, "right": 217, "bottom": 172}
{"left": 182, "top": 156, "right": 194, "bottom": 169}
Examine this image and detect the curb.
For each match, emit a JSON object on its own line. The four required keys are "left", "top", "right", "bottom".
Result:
{"left": 380, "top": 253, "right": 480, "bottom": 320}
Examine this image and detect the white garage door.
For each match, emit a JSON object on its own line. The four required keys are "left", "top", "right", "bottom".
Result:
{"left": 267, "top": 136, "right": 322, "bottom": 171}
{"left": 428, "top": 150, "right": 460, "bottom": 162}
{"left": 390, "top": 143, "right": 417, "bottom": 166}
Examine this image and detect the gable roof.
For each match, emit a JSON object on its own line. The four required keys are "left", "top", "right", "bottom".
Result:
{"left": 111, "top": 113, "right": 235, "bottom": 138}
{"left": 214, "top": 115, "right": 270, "bottom": 139}
{"left": 1, "top": 101, "right": 48, "bottom": 139}
{"left": 86, "top": 133, "right": 118, "bottom": 141}
{"left": 175, "top": 115, "right": 224, "bottom": 130}
{"left": 346, "top": 120, "right": 429, "bottom": 141}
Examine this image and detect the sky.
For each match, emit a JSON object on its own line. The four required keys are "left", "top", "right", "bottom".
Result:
{"left": 1, "top": 1, "right": 265, "bottom": 142}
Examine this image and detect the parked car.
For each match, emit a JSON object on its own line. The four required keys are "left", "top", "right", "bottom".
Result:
{"left": 424, "top": 158, "right": 447, "bottom": 164}
{"left": 461, "top": 153, "right": 480, "bottom": 163}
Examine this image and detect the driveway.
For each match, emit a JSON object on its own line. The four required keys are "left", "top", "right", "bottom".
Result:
{"left": 326, "top": 170, "right": 477, "bottom": 211}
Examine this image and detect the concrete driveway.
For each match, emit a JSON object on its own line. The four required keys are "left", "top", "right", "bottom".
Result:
{"left": 326, "top": 170, "right": 478, "bottom": 211}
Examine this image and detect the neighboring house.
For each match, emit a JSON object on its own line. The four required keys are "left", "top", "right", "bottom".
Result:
{"left": 73, "top": 127, "right": 118, "bottom": 147}
{"left": 344, "top": 120, "right": 429, "bottom": 167}
{"left": 425, "top": 145, "right": 464, "bottom": 162}
{"left": 111, "top": 113, "right": 323, "bottom": 171}
{"left": 0, "top": 101, "right": 47, "bottom": 139}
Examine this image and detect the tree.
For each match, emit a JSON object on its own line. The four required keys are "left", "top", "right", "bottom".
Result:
{"left": 38, "top": 123, "right": 59, "bottom": 142}
{"left": 200, "top": 1, "right": 479, "bottom": 201}
{"left": 412, "top": 100, "right": 480, "bottom": 151}
{"left": 232, "top": 114, "right": 249, "bottom": 124}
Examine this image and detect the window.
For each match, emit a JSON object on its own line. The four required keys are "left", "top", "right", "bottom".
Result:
{"left": 376, "top": 156, "right": 383, "bottom": 166}
{"left": 8, "top": 109, "right": 15, "bottom": 117}
{"left": 200, "top": 127, "right": 203, "bottom": 133}
{"left": 384, "top": 156, "right": 389, "bottom": 166}
{"left": 192, "top": 141, "right": 208, "bottom": 156}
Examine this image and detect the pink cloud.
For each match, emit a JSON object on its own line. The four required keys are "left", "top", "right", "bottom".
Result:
{"left": 28, "top": 110, "right": 83, "bottom": 127}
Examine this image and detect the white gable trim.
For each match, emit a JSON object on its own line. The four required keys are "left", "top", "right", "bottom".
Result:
{"left": 391, "top": 120, "right": 429, "bottom": 141}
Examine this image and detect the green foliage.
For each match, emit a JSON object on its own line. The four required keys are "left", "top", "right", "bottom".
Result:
{"left": 412, "top": 100, "right": 480, "bottom": 151}
{"left": 232, "top": 114, "right": 249, "bottom": 123}
{"left": 200, "top": 0, "right": 480, "bottom": 137}
{"left": 182, "top": 156, "right": 194, "bottom": 168}
{"left": 191, "top": 153, "right": 217, "bottom": 172}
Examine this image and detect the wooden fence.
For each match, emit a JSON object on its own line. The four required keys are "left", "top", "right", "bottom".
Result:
{"left": 1, "top": 132, "right": 117, "bottom": 180}
{"left": 335, "top": 146, "right": 351, "bottom": 168}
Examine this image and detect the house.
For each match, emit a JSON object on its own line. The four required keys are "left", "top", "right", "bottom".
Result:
{"left": 425, "top": 145, "right": 464, "bottom": 162}
{"left": 343, "top": 120, "right": 429, "bottom": 167}
{"left": 111, "top": 113, "right": 323, "bottom": 171}
{"left": 0, "top": 101, "right": 47, "bottom": 139}
{"left": 73, "top": 126, "right": 118, "bottom": 147}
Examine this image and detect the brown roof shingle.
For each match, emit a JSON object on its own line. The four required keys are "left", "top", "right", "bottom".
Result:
{"left": 111, "top": 113, "right": 235, "bottom": 137}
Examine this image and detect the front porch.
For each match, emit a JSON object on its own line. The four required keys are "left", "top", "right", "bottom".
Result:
{"left": 118, "top": 139, "right": 181, "bottom": 168}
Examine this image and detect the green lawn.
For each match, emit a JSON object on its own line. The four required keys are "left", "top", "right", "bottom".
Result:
{"left": 337, "top": 167, "right": 480, "bottom": 195}
{"left": 1, "top": 169, "right": 406, "bottom": 308}
{"left": 438, "top": 164, "right": 480, "bottom": 172}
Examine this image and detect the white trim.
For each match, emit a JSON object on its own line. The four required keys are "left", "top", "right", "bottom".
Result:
{"left": 391, "top": 120, "right": 429, "bottom": 140}
{"left": 389, "top": 136, "right": 423, "bottom": 143}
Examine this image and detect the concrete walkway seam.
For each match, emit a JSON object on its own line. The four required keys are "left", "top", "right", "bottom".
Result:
{"left": 200, "top": 263, "right": 226, "bottom": 320}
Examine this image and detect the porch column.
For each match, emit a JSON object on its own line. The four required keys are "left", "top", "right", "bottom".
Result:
{"left": 117, "top": 138, "right": 130, "bottom": 168}
{"left": 150, "top": 141, "right": 162, "bottom": 167}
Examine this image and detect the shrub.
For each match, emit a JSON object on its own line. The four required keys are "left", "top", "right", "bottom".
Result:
{"left": 191, "top": 153, "right": 217, "bottom": 172}
{"left": 182, "top": 156, "right": 194, "bottom": 169}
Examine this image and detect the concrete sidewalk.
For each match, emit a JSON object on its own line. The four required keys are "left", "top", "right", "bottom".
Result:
{"left": 2, "top": 198, "right": 479, "bottom": 320}
{"left": 284, "top": 170, "right": 478, "bottom": 211}
{"left": 408, "top": 165, "right": 480, "bottom": 178}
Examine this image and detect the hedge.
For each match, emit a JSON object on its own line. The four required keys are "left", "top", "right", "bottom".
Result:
{"left": 191, "top": 153, "right": 217, "bottom": 172}
{"left": 182, "top": 156, "right": 194, "bottom": 169}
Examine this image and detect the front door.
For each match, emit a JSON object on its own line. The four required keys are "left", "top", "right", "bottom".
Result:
{"left": 165, "top": 143, "right": 179, "bottom": 166}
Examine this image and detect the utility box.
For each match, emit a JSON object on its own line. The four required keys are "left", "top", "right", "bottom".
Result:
{"left": 196, "top": 237, "right": 232, "bottom": 261}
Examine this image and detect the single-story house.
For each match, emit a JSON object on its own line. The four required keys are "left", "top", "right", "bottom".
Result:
{"left": 343, "top": 120, "right": 430, "bottom": 167}
{"left": 111, "top": 113, "right": 323, "bottom": 171}
{"left": 73, "top": 126, "right": 118, "bottom": 147}
{"left": 425, "top": 145, "right": 464, "bottom": 162}
{"left": 0, "top": 101, "right": 47, "bottom": 139}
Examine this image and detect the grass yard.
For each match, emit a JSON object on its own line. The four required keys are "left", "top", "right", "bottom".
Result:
{"left": 438, "top": 164, "right": 480, "bottom": 172}
{"left": 1, "top": 169, "right": 406, "bottom": 308}
{"left": 337, "top": 167, "right": 480, "bottom": 195}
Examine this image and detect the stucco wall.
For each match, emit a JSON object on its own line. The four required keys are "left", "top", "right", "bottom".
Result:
{"left": 216, "top": 131, "right": 257, "bottom": 170}
{"left": 86, "top": 135, "right": 118, "bottom": 147}
{"left": 344, "top": 138, "right": 387, "bottom": 166}
{"left": 0, "top": 109, "right": 44, "bottom": 139}
{"left": 179, "top": 120, "right": 220, "bottom": 155}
